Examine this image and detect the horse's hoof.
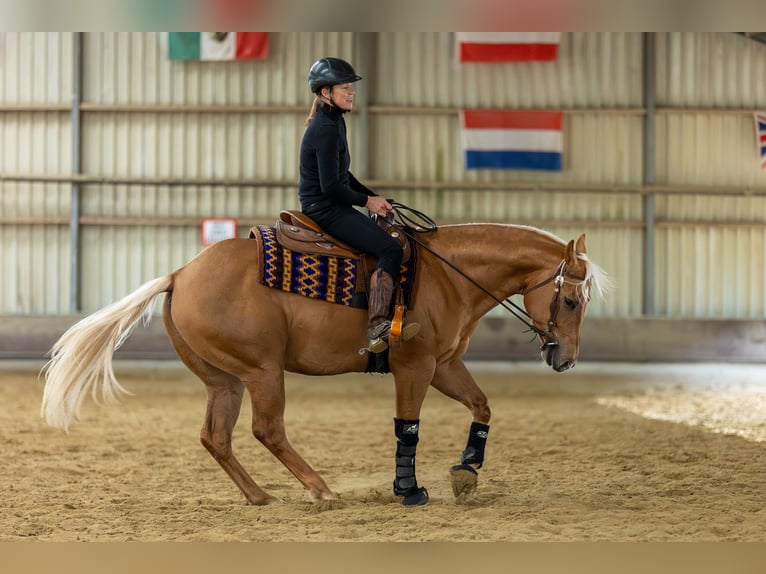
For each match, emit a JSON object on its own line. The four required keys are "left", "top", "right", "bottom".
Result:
{"left": 401, "top": 486, "right": 429, "bottom": 506}
{"left": 449, "top": 463, "right": 478, "bottom": 500}
{"left": 450, "top": 463, "right": 478, "bottom": 476}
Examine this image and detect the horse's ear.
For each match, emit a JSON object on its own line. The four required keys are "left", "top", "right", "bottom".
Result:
{"left": 565, "top": 234, "right": 586, "bottom": 267}
{"left": 565, "top": 239, "right": 576, "bottom": 266}
{"left": 575, "top": 233, "right": 587, "bottom": 255}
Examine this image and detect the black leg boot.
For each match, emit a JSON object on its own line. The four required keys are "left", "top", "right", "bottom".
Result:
{"left": 392, "top": 418, "right": 429, "bottom": 506}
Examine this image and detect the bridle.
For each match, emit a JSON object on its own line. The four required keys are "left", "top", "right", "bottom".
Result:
{"left": 521, "top": 260, "right": 587, "bottom": 349}
{"left": 382, "top": 202, "right": 588, "bottom": 351}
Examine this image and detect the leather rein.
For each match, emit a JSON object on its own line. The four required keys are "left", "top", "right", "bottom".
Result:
{"left": 385, "top": 202, "right": 587, "bottom": 349}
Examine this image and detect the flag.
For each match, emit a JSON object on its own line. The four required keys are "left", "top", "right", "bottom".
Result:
{"left": 457, "top": 32, "right": 560, "bottom": 63}
{"left": 755, "top": 112, "right": 766, "bottom": 169}
{"left": 168, "top": 32, "right": 268, "bottom": 61}
{"left": 462, "top": 110, "right": 563, "bottom": 171}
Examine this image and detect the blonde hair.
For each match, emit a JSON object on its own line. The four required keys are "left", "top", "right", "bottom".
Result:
{"left": 304, "top": 96, "right": 322, "bottom": 127}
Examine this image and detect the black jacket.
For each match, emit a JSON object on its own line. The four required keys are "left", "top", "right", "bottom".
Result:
{"left": 298, "top": 103, "right": 374, "bottom": 212}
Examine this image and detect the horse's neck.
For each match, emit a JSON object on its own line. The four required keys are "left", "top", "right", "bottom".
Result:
{"left": 423, "top": 224, "right": 565, "bottom": 317}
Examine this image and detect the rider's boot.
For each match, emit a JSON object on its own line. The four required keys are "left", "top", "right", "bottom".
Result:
{"left": 367, "top": 268, "right": 420, "bottom": 353}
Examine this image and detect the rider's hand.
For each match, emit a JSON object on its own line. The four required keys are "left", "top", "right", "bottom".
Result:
{"left": 365, "top": 195, "right": 393, "bottom": 218}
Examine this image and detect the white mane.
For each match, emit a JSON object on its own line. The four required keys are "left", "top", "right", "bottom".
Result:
{"left": 440, "top": 223, "right": 614, "bottom": 300}
{"left": 576, "top": 253, "right": 613, "bottom": 301}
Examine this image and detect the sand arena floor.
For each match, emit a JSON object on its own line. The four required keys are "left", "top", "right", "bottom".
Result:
{"left": 1, "top": 360, "right": 765, "bottom": 542}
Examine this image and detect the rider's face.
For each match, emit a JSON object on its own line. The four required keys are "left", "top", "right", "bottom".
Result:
{"left": 325, "top": 83, "right": 355, "bottom": 111}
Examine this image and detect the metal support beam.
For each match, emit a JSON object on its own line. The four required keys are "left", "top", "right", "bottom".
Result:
{"left": 354, "top": 33, "right": 375, "bottom": 180}
{"left": 643, "top": 32, "right": 657, "bottom": 316}
{"left": 70, "top": 32, "right": 83, "bottom": 313}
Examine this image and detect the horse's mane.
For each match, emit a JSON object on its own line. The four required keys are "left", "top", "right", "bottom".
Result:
{"left": 438, "top": 222, "right": 613, "bottom": 301}
{"left": 519, "top": 224, "right": 613, "bottom": 301}
{"left": 575, "top": 253, "right": 612, "bottom": 302}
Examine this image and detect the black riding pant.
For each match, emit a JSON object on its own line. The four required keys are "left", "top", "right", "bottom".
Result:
{"left": 303, "top": 204, "right": 403, "bottom": 278}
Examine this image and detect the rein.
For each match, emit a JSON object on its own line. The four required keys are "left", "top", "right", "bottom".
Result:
{"left": 385, "top": 202, "right": 558, "bottom": 343}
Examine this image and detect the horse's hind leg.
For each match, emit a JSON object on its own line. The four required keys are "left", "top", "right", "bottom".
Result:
{"left": 243, "top": 369, "right": 336, "bottom": 502}
{"left": 200, "top": 382, "right": 279, "bottom": 505}
{"left": 163, "top": 300, "right": 278, "bottom": 505}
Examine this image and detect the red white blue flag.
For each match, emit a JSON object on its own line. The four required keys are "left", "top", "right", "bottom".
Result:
{"left": 457, "top": 32, "right": 560, "bottom": 63}
{"left": 461, "top": 110, "right": 563, "bottom": 171}
{"left": 755, "top": 112, "right": 766, "bottom": 169}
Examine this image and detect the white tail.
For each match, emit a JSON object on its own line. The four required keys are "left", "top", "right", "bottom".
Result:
{"left": 41, "top": 275, "right": 173, "bottom": 431}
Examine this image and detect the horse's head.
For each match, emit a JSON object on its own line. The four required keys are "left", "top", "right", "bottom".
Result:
{"left": 522, "top": 233, "right": 597, "bottom": 373}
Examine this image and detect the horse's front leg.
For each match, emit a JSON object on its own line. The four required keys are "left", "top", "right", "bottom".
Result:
{"left": 390, "top": 357, "right": 436, "bottom": 506}
{"left": 430, "top": 358, "right": 491, "bottom": 500}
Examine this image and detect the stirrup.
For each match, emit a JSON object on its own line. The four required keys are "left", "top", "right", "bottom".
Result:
{"left": 400, "top": 322, "right": 420, "bottom": 341}
{"left": 368, "top": 320, "right": 392, "bottom": 340}
{"left": 366, "top": 320, "right": 392, "bottom": 353}
{"left": 360, "top": 321, "right": 420, "bottom": 355}
{"left": 366, "top": 336, "right": 389, "bottom": 353}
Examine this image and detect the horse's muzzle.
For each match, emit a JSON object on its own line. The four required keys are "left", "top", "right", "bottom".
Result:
{"left": 541, "top": 339, "right": 557, "bottom": 366}
{"left": 553, "top": 359, "right": 574, "bottom": 372}
{"left": 541, "top": 341, "right": 575, "bottom": 372}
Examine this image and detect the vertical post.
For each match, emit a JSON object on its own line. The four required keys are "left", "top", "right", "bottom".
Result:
{"left": 354, "top": 32, "right": 375, "bottom": 179}
{"left": 70, "top": 32, "right": 83, "bottom": 313}
{"left": 643, "top": 32, "right": 656, "bottom": 316}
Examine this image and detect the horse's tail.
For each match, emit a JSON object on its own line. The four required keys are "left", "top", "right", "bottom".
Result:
{"left": 41, "top": 274, "right": 174, "bottom": 432}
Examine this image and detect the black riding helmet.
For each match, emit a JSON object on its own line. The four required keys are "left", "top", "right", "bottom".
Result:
{"left": 308, "top": 57, "right": 362, "bottom": 94}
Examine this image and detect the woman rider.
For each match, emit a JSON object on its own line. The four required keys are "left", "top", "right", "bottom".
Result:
{"left": 298, "top": 57, "right": 419, "bottom": 353}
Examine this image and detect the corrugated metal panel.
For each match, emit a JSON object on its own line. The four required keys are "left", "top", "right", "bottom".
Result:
{"left": 375, "top": 32, "right": 644, "bottom": 108}
{"left": 0, "top": 32, "right": 72, "bottom": 314}
{"left": 0, "top": 178, "right": 71, "bottom": 315}
{"left": 654, "top": 32, "right": 766, "bottom": 318}
{"left": 657, "top": 32, "right": 766, "bottom": 108}
{"left": 5, "top": 31, "right": 766, "bottom": 322}
{"left": 655, "top": 195, "right": 766, "bottom": 318}
{"left": 83, "top": 32, "right": 356, "bottom": 106}
{"left": 76, "top": 32, "right": 355, "bottom": 311}
{"left": 371, "top": 33, "right": 644, "bottom": 318}
{"left": 371, "top": 111, "right": 645, "bottom": 187}
{"left": 656, "top": 112, "right": 765, "bottom": 187}
{"left": 0, "top": 32, "right": 72, "bottom": 103}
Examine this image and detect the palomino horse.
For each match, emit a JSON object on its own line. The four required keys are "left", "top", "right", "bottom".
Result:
{"left": 41, "top": 221, "right": 609, "bottom": 506}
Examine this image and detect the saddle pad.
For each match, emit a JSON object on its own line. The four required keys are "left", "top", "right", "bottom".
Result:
{"left": 255, "top": 224, "right": 418, "bottom": 309}
{"left": 257, "top": 225, "right": 357, "bottom": 306}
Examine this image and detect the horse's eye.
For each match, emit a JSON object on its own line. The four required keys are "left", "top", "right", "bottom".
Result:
{"left": 564, "top": 297, "right": 578, "bottom": 310}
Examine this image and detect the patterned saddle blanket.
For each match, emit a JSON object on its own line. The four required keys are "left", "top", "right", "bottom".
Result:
{"left": 249, "top": 224, "right": 417, "bottom": 309}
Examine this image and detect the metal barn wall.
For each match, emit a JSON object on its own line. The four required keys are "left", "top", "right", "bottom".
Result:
{"left": 3, "top": 31, "right": 766, "bottom": 336}
{"left": 369, "top": 32, "right": 766, "bottom": 320}
{"left": 0, "top": 32, "right": 72, "bottom": 314}
{"left": 76, "top": 32, "right": 358, "bottom": 311}
{"left": 370, "top": 32, "right": 645, "bottom": 318}
{"left": 655, "top": 32, "right": 766, "bottom": 318}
